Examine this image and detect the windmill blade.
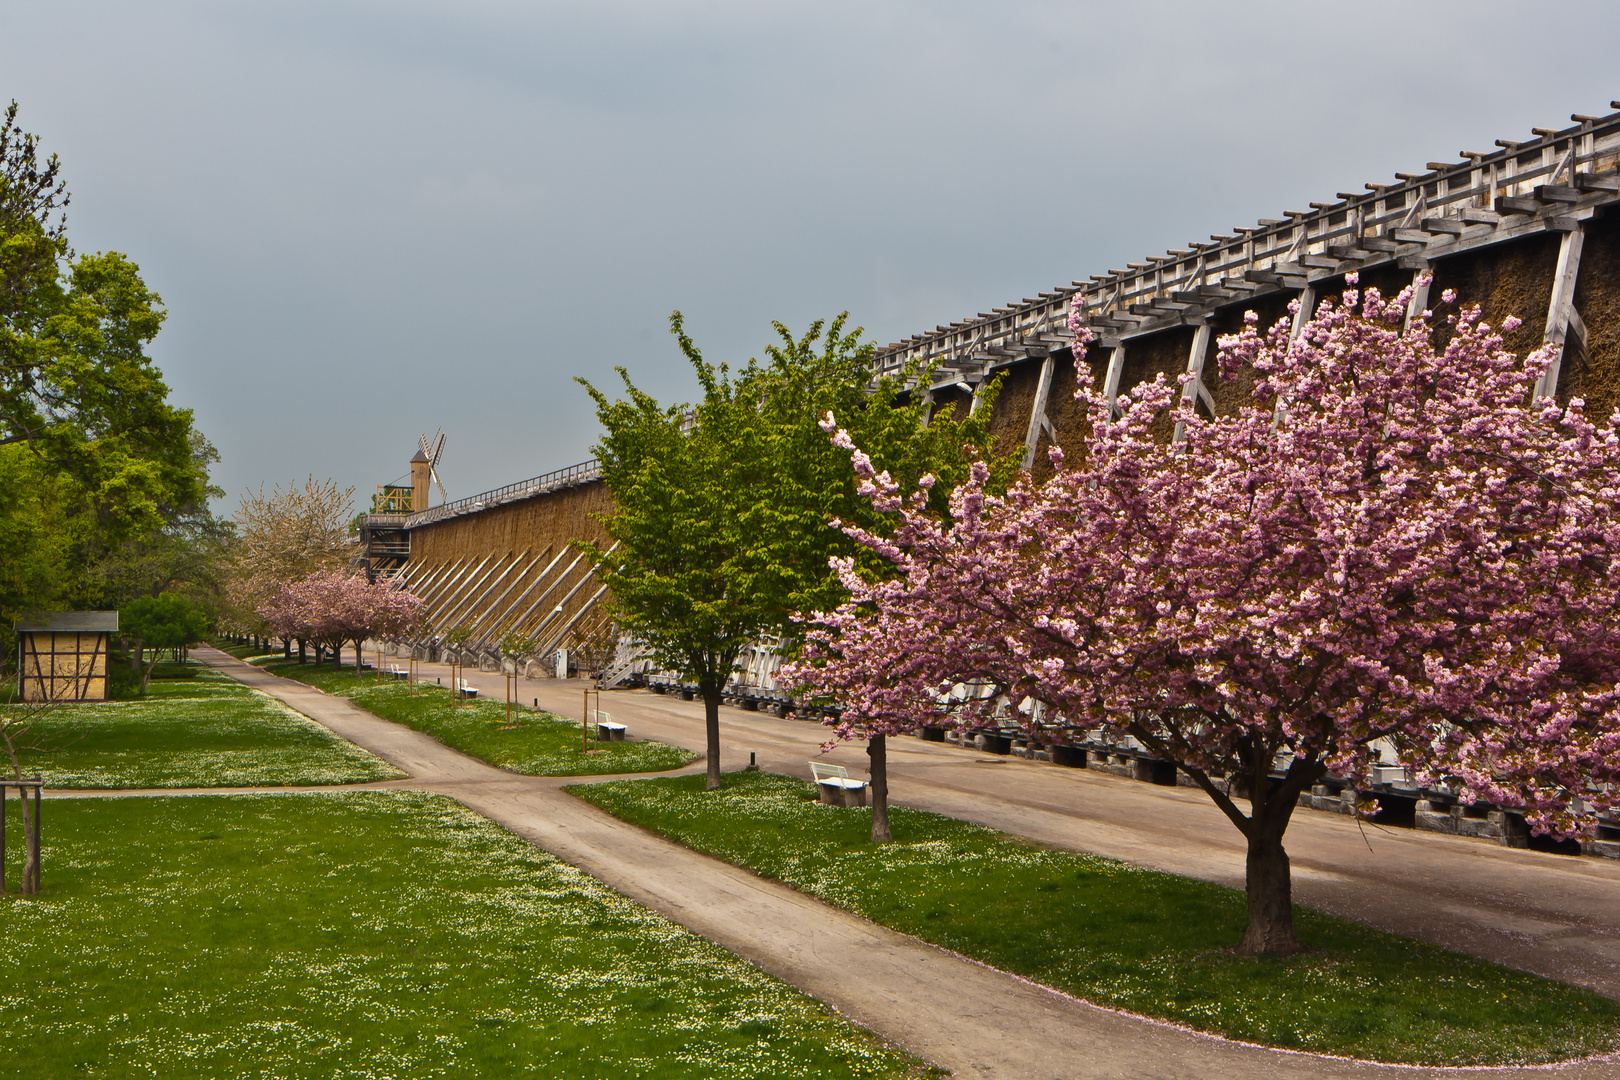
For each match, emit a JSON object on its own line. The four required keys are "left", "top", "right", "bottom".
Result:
{"left": 418, "top": 430, "right": 449, "bottom": 503}
{"left": 429, "top": 430, "right": 448, "bottom": 500}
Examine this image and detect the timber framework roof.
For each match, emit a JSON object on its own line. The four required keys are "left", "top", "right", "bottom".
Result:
{"left": 368, "top": 104, "right": 1620, "bottom": 535}
{"left": 876, "top": 104, "right": 1620, "bottom": 390}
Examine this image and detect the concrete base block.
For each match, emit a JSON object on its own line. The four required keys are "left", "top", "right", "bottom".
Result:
{"left": 1581, "top": 838, "right": 1620, "bottom": 859}
{"left": 1089, "top": 753, "right": 1135, "bottom": 779}
{"left": 1300, "top": 785, "right": 1358, "bottom": 815}
{"left": 1415, "top": 801, "right": 1528, "bottom": 847}
{"left": 974, "top": 733, "right": 1011, "bottom": 754}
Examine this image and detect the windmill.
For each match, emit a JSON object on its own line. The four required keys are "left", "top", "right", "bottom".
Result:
{"left": 419, "top": 429, "right": 448, "bottom": 504}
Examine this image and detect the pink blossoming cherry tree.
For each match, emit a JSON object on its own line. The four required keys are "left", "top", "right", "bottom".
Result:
{"left": 260, "top": 570, "right": 423, "bottom": 673}
{"left": 788, "top": 277, "right": 1620, "bottom": 955}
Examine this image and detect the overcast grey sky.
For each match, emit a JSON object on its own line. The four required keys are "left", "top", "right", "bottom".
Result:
{"left": 3, "top": 1, "right": 1618, "bottom": 508}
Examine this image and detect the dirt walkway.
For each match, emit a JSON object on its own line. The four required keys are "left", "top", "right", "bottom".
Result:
{"left": 140, "top": 647, "right": 1611, "bottom": 1079}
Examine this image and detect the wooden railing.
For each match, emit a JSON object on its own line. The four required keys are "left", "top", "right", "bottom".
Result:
{"left": 396, "top": 459, "right": 602, "bottom": 529}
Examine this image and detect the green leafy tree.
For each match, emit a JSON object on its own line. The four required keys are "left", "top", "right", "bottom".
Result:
{"left": 122, "top": 592, "right": 210, "bottom": 693}
{"left": 0, "top": 102, "right": 211, "bottom": 659}
{"left": 580, "top": 311, "right": 1010, "bottom": 791}
{"left": 95, "top": 431, "right": 233, "bottom": 616}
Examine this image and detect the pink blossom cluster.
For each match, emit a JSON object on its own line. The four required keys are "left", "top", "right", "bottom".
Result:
{"left": 788, "top": 278, "right": 1620, "bottom": 837}
{"left": 259, "top": 570, "right": 424, "bottom": 656}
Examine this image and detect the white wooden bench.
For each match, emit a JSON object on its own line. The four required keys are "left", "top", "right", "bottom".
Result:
{"left": 596, "top": 712, "right": 627, "bottom": 742}
{"left": 455, "top": 679, "right": 479, "bottom": 700}
{"left": 387, "top": 665, "right": 408, "bottom": 680}
{"left": 809, "top": 762, "right": 868, "bottom": 808}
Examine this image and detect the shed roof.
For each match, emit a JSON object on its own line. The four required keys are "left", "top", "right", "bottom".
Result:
{"left": 13, "top": 610, "right": 119, "bottom": 633}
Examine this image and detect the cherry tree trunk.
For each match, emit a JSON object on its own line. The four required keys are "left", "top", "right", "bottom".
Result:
{"left": 701, "top": 680, "right": 723, "bottom": 790}
{"left": 1238, "top": 829, "right": 1301, "bottom": 954}
{"left": 867, "top": 734, "right": 891, "bottom": 843}
{"left": 1237, "top": 794, "right": 1304, "bottom": 955}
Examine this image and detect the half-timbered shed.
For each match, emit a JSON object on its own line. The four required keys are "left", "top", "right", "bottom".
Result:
{"left": 14, "top": 611, "right": 119, "bottom": 703}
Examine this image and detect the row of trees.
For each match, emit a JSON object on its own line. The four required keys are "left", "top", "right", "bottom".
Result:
{"left": 257, "top": 569, "right": 423, "bottom": 671}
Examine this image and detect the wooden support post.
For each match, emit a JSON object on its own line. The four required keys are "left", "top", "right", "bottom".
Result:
{"left": 1021, "top": 353, "right": 1057, "bottom": 470}
{"left": 1290, "top": 284, "right": 1317, "bottom": 340}
{"left": 1172, "top": 323, "right": 1212, "bottom": 444}
{"left": 1536, "top": 223, "right": 1587, "bottom": 401}
{"left": 30, "top": 781, "right": 38, "bottom": 894}
{"left": 1272, "top": 285, "right": 1317, "bottom": 428}
{"left": 1102, "top": 345, "right": 1126, "bottom": 418}
{"left": 1403, "top": 263, "right": 1431, "bottom": 334}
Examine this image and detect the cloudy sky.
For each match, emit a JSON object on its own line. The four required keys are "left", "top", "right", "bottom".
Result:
{"left": 4, "top": 0, "right": 1618, "bottom": 509}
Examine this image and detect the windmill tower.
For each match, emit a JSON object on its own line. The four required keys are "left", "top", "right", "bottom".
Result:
{"left": 411, "top": 430, "right": 447, "bottom": 511}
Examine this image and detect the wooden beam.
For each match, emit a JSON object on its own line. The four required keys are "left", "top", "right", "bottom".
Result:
{"left": 1576, "top": 174, "right": 1620, "bottom": 193}
{"left": 1535, "top": 223, "right": 1587, "bottom": 400}
{"left": 1021, "top": 353, "right": 1057, "bottom": 470}
{"left": 1172, "top": 322, "right": 1213, "bottom": 444}
{"left": 1403, "top": 265, "right": 1432, "bottom": 334}
{"left": 1534, "top": 184, "right": 1582, "bottom": 203}
{"left": 473, "top": 548, "right": 572, "bottom": 647}
{"left": 1291, "top": 285, "right": 1318, "bottom": 339}
{"left": 1102, "top": 344, "right": 1127, "bottom": 418}
{"left": 1272, "top": 284, "right": 1317, "bottom": 429}
{"left": 1420, "top": 217, "right": 1468, "bottom": 235}
{"left": 1496, "top": 195, "right": 1544, "bottom": 215}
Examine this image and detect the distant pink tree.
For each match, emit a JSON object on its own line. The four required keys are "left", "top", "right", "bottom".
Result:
{"left": 260, "top": 571, "right": 422, "bottom": 672}
{"left": 788, "top": 277, "right": 1620, "bottom": 955}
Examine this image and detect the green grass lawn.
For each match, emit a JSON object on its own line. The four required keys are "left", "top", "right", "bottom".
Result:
{"left": 7, "top": 793, "right": 929, "bottom": 1078}
{"left": 259, "top": 661, "right": 697, "bottom": 777}
{"left": 571, "top": 770, "right": 1620, "bottom": 1067}
{"left": 15, "top": 666, "right": 402, "bottom": 788}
